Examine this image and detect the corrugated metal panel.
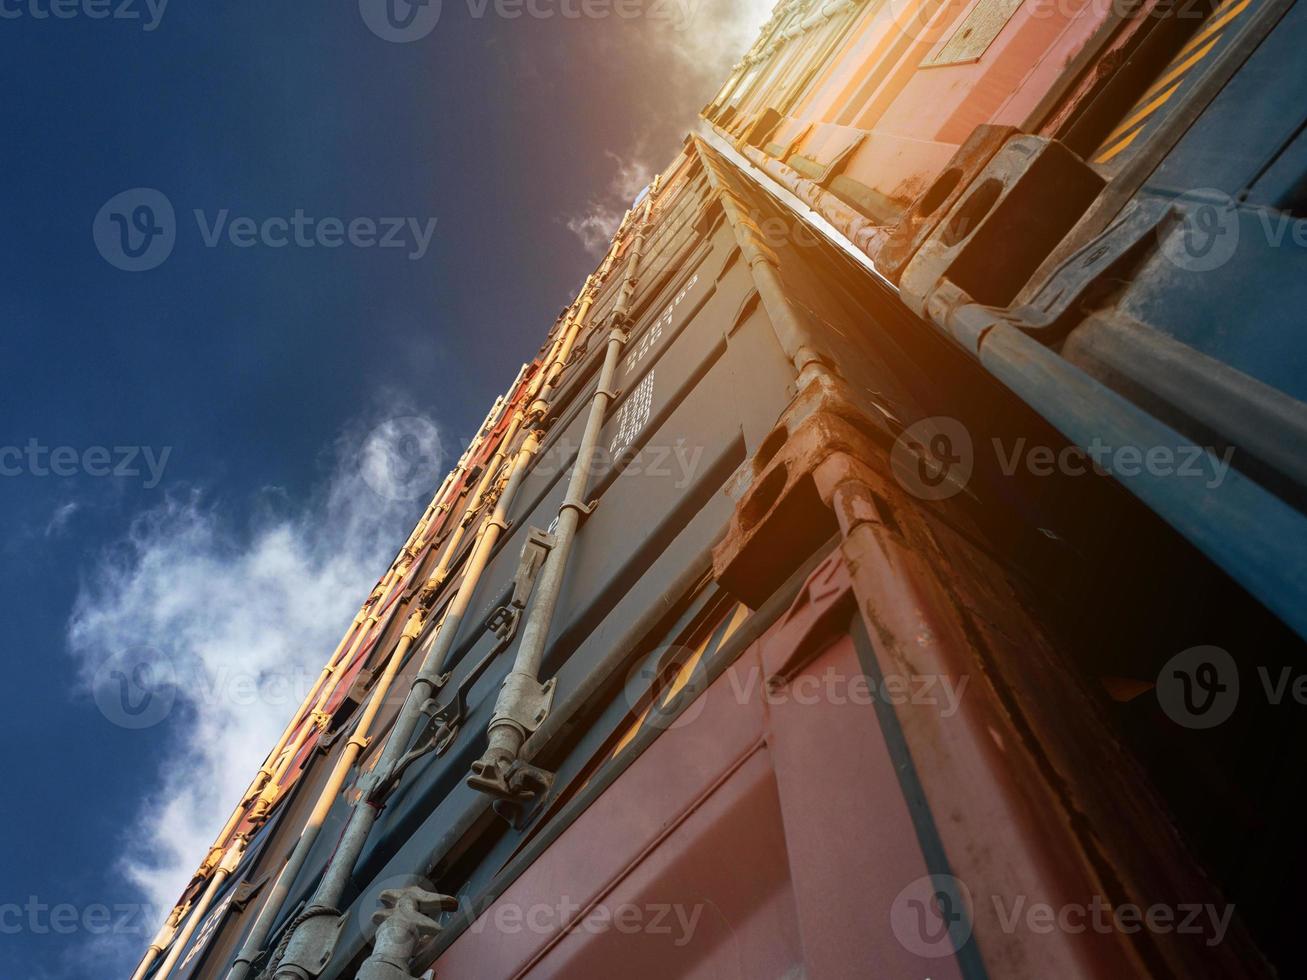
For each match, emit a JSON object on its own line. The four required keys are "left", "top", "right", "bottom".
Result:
{"left": 137, "top": 5, "right": 1307, "bottom": 977}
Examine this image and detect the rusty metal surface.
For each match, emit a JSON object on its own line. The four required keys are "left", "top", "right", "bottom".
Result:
{"left": 878, "top": 123, "right": 1017, "bottom": 282}
{"left": 431, "top": 621, "right": 792, "bottom": 978}
{"left": 432, "top": 554, "right": 963, "bottom": 980}
{"left": 817, "top": 458, "right": 1267, "bottom": 977}
{"left": 143, "top": 6, "right": 1307, "bottom": 968}
{"left": 923, "top": 0, "right": 1028, "bottom": 67}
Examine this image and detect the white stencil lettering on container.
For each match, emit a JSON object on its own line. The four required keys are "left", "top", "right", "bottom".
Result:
{"left": 610, "top": 371, "right": 656, "bottom": 458}
{"left": 624, "top": 273, "right": 700, "bottom": 374}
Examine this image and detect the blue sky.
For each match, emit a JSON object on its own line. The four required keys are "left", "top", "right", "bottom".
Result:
{"left": 0, "top": 2, "right": 770, "bottom": 976}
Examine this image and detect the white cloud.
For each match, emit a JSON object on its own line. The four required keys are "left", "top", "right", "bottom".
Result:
{"left": 44, "top": 501, "right": 80, "bottom": 538}
{"left": 658, "top": 0, "right": 778, "bottom": 82}
{"left": 566, "top": 204, "right": 625, "bottom": 256}
{"left": 607, "top": 150, "right": 655, "bottom": 201}
{"left": 66, "top": 405, "right": 446, "bottom": 943}
{"left": 565, "top": 149, "right": 654, "bottom": 254}
{"left": 562, "top": 0, "right": 777, "bottom": 255}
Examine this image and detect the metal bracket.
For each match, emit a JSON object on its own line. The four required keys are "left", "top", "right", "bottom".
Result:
{"left": 560, "top": 498, "right": 598, "bottom": 523}
{"left": 367, "top": 675, "right": 453, "bottom": 807}
{"left": 378, "top": 560, "right": 555, "bottom": 790}
{"left": 408, "top": 669, "right": 451, "bottom": 699}
{"left": 491, "top": 672, "right": 556, "bottom": 735}
{"left": 711, "top": 371, "right": 897, "bottom": 606}
{"left": 230, "top": 873, "right": 269, "bottom": 912}
{"left": 275, "top": 906, "right": 346, "bottom": 979}
{"left": 1006, "top": 196, "right": 1170, "bottom": 337}
{"left": 414, "top": 621, "right": 521, "bottom": 764}
{"left": 376, "top": 530, "right": 562, "bottom": 793}
{"left": 566, "top": 339, "right": 589, "bottom": 364}
{"left": 486, "top": 527, "right": 555, "bottom": 641}
{"left": 467, "top": 757, "right": 556, "bottom": 817}
{"left": 898, "top": 134, "right": 1104, "bottom": 319}
{"left": 466, "top": 674, "right": 559, "bottom": 809}
{"left": 490, "top": 764, "right": 557, "bottom": 829}
{"left": 357, "top": 886, "right": 458, "bottom": 980}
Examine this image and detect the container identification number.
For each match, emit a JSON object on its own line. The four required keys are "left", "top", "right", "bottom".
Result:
{"left": 623, "top": 272, "right": 699, "bottom": 375}
{"left": 609, "top": 370, "right": 655, "bottom": 458}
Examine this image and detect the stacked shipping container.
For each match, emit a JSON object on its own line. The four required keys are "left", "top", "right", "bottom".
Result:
{"left": 133, "top": 0, "right": 1307, "bottom": 976}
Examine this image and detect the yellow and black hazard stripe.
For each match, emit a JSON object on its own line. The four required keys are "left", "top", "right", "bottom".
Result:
{"left": 1094, "top": 0, "right": 1256, "bottom": 165}
{"left": 608, "top": 602, "right": 751, "bottom": 761}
